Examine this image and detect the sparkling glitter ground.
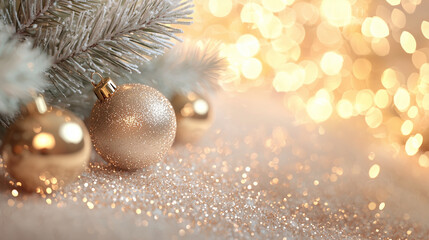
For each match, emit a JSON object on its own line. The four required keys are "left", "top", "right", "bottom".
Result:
{"left": 1, "top": 92, "right": 429, "bottom": 239}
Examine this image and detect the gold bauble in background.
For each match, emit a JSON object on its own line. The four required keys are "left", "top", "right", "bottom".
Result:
{"left": 171, "top": 92, "right": 213, "bottom": 143}
{"left": 89, "top": 74, "right": 176, "bottom": 170}
{"left": 1, "top": 95, "right": 91, "bottom": 192}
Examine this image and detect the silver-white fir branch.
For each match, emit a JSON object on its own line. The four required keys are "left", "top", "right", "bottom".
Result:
{"left": 1, "top": 0, "right": 193, "bottom": 93}
{"left": 41, "top": 0, "right": 193, "bottom": 92}
{"left": 0, "top": 22, "right": 51, "bottom": 126}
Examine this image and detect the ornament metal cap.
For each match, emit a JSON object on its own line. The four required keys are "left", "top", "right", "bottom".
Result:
{"left": 91, "top": 72, "right": 117, "bottom": 101}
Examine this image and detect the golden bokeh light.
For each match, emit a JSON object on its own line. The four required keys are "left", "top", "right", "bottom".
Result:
{"left": 320, "top": 0, "right": 351, "bottom": 27}
{"left": 422, "top": 94, "right": 429, "bottom": 110}
{"left": 369, "top": 17, "right": 390, "bottom": 38}
{"left": 184, "top": 0, "right": 429, "bottom": 165}
{"left": 369, "top": 164, "right": 380, "bottom": 179}
{"left": 386, "top": 0, "right": 400, "bottom": 6}
{"left": 391, "top": 9, "right": 406, "bottom": 29}
{"left": 400, "top": 31, "right": 417, "bottom": 54}
{"left": 365, "top": 108, "right": 383, "bottom": 129}
{"left": 317, "top": 21, "right": 342, "bottom": 46}
{"left": 379, "top": 202, "right": 386, "bottom": 211}
{"left": 394, "top": 87, "right": 411, "bottom": 112}
{"left": 355, "top": 90, "right": 374, "bottom": 114}
{"left": 320, "top": 52, "right": 344, "bottom": 76}
{"left": 273, "top": 64, "right": 305, "bottom": 92}
{"left": 405, "top": 134, "right": 423, "bottom": 156}
{"left": 336, "top": 99, "right": 354, "bottom": 119}
{"left": 209, "top": 0, "right": 233, "bottom": 18}
{"left": 368, "top": 202, "right": 377, "bottom": 211}
{"left": 258, "top": 13, "right": 283, "bottom": 39}
{"left": 401, "top": 120, "right": 413, "bottom": 136}
{"left": 236, "top": 34, "right": 260, "bottom": 57}
{"left": 306, "top": 89, "right": 333, "bottom": 123}
{"left": 421, "top": 21, "right": 429, "bottom": 39}
{"left": 361, "top": 17, "right": 373, "bottom": 37}
{"left": 241, "top": 3, "right": 263, "bottom": 23}
{"left": 241, "top": 58, "right": 263, "bottom": 80}
{"left": 408, "top": 106, "right": 418, "bottom": 118}
{"left": 11, "top": 189, "right": 18, "bottom": 197}
{"left": 301, "top": 60, "right": 319, "bottom": 85}
{"left": 374, "top": 90, "right": 390, "bottom": 109}
{"left": 412, "top": 51, "right": 426, "bottom": 69}
{"left": 418, "top": 153, "right": 429, "bottom": 168}
{"left": 371, "top": 37, "right": 390, "bottom": 56}
{"left": 262, "top": 0, "right": 287, "bottom": 13}
{"left": 381, "top": 68, "right": 398, "bottom": 89}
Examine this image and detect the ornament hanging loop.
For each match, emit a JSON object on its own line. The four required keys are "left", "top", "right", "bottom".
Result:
{"left": 91, "top": 72, "right": 118, "bottom": 101}
{"left": 91, "top": 72, "right": 104, "bottom": 87}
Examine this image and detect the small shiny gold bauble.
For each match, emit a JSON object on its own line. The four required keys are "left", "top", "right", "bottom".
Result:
{"left": 1, "top": 97, "right": 91, "bottom": 192}
{"left": 89, "top": 84, "right": 176, "bottom": 170}
{"left": 171, "top": 92, "right": 213, "bottom": 143}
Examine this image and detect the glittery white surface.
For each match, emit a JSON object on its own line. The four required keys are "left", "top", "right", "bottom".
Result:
{"left": 1, "top": 92, "right": 429, "bottom": 239}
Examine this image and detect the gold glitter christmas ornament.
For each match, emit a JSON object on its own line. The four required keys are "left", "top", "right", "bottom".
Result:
{"left": 89, "top": 73, "right": 177, "bottom": 170}
{"left": 171, "top": 92, "right": 213, "bottom": 143}
{"left": 1, "top": 95, "right": 91, "bottom": 192}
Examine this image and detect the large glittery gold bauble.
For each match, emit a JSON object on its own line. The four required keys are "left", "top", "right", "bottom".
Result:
{"left": 89, "top": 84, "right": 176, "bottom": 170}
{"left": 171, "top": 92, "right": 213, "bottom": 143}
{"left": 1, "top": 96, "right": 91, "bottom": 192}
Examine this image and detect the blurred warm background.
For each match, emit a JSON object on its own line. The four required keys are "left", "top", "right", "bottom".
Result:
{"left": 182, "top": 0, "right": 429, "bottom": 167}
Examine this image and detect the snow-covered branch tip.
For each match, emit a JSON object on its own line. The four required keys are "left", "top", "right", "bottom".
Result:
{"left": 135, "top": 40, "right": 229, "bottom": 98}
{"left": 0, "top": 22, "right": 51, "bottom": 126}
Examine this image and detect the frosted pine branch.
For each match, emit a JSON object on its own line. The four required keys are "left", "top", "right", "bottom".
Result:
{"left": 133, "top": 40, "right": 228, "bottom": 98}
{"left": 0, "top": 0, "right": 98, "bottom": 35}
{"left": 39, "top": 0, "right": 193, "bottom": 93}
{"left": 1, "top": 0, "right": 193, "bottom": 93}
{"left": 0, "top": 22, "right": 51, "bottom": 126}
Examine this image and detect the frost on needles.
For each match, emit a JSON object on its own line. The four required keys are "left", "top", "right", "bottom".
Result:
{"left": 0, "top": 0, "right": 193, "bottom": 123}
{"left": 2, "top": 0, "right": 193, "bottom": 90}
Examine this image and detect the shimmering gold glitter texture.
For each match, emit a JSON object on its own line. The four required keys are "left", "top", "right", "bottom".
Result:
{"left": 89, "top": 84, "right": 177, "bottom": 170}
{"left": 1, "top": 96, "right": 91, "bottom": 192}
{"left": 171, "top": 92, "right": 213, "bottom": 143}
